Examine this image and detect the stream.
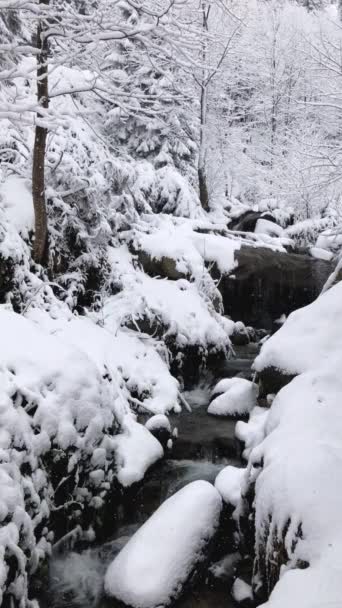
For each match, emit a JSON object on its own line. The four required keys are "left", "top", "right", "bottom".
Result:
{"left": 38, "top": 344, "right": 258, "bottom": 608}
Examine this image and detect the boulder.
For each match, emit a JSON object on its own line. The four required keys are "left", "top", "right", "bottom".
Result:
{"left": 217, "top": 245, "right": 333, "bottom": 329}
{"left": 145, "top": 414, "right": 172, "bottom": 450}
{"left": 104, "top": 480, "right": 222, "bottom": 608}
{"left": 231, "top": 321, "right": 250, "bottom": 346}
{"left": 208, "top": 378, "right": 258, "bottom": 417}
{"left": 229, "top": 211, "right": 277, "bottom": 233}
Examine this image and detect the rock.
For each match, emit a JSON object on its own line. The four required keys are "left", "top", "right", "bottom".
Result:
{"left": 215, "top": 465, "right": 245, "bottom": 508}
{"left": 232, "top": 578, "right": 254, "bottom": 607}
{"left": 217, "top": 245, "right": 333, "bottom": 329}
{"left": 145, "top": 415, "right": 172, "bottom": 450}
{"left": 208, "top": 378, "right": 258, "bottom": 417}
{"left": 231, "top": 321, "right": 250, "bottom": 346}
{"left": 229, "top": 211, "right": 277, "bottom": 233}
{"left": 137, "top": 249, "right": 187, "bottom": 281}
{"left": 257, "top": 366, "right": 296, "bottom": 398}
{"left": 104, "top": 480, "right": 222, "bottom": 608}
{"left": 208, "top": 553, "right": 241, "bottom": 588}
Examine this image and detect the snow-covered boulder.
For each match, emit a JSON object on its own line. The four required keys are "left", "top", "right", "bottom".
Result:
{"left": 104, "top": 480, "right": 222, "bottom": 608}
{"left": 254, "top": 280, "right": 342, "bottom": 387}
{"left": 208, "top": 378, "right": 257, "bottom": 417}
{"left": 208, "top": 553, "right": 241, "bottom": 587}
{"left": 231, "top": 321, "right": 250, "bottom": 346}
{"left": 232, "top": 578, "right": 253, "bottom": 606}
{"left": 215, "top": 466, "right": 245, "bottom": 508}
{"left": 145, "top": 414, "right": 172, "bottom": 449}
{"left": 109, "top": 415, "right": 163, "bottom": 488}
{"left": 219, "top": 243, "right": 332, "bottom": 330}
{"left": 246, "top": 360, "right": 342, "bottom": 606}
{"left": 255, "top": 218, "right": 283, "bottom": 238}
{"left": 235, "top": 406, "right": 269, "bottom": 460}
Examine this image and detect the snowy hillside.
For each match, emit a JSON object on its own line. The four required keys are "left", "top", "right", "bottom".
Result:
{"left": 2, "top": 0, "right": 342, "bottom": 607}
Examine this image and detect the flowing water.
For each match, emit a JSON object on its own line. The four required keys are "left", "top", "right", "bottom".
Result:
{"left": 38, "top": 345, "right": 257, "bottom": 608}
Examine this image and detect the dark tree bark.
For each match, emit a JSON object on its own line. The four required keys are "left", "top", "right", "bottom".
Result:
{"left": 32, "top": 0, "right": 49, "bottom": 265}
{"left": 198, "top": 165, "right": 209, "bottom": 212}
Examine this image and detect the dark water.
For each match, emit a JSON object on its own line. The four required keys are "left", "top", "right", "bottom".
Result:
{"left": 38, "top": 346, "right": 257, "bottom": 608}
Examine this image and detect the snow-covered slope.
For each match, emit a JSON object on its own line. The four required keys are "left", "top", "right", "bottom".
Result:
{"left": 237, "top": 281, "right": 342, "bottom": 607}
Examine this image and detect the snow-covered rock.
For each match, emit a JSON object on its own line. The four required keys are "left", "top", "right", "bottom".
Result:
{"left": 255, "top": 218, "right": 283, "bottom": 238}
{"left": 208, "top": 553, "right": 240, "bottom": 585}
{"left": 309, "top": 246, "right": 333, "bottom": 261}
{"left": 103, "top": 270, "right": 233, "bottom": 353}
{"left": 235, "top": 406, "right": 269, "bottom": 460}
{"left": 254, "top": 280, "right": 342, "bottom": 377}
{"left": 208, "top": 378, "right": 257, "bottom": 417}
{"left": 104, "top": 480, "right": 222, "bottom": 608}
{"left": 109, "top": 415, "right": 164, "bottom": 487}
{"left": 215, "top": 466, "right": 245, "bottom": 507}
{"left": 232, "top": 578, "right": 253, "bottom": 605}
{"left": 248, "top": 358, "right": 342, "bottom": 607}
{"left": 145, "top": 415, "right": 172, "bottom": 449}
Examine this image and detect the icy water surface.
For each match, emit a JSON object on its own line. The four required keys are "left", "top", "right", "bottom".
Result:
{"left": 38, "top": 346, "right": 257, "bottom": 608}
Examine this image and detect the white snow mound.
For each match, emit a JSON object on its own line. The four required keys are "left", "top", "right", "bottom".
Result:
{"left": 254, "top": 280, "right": 342, "bottom": 376}
{"left": 215, "top": 466, "right": 245, "bottom": 507}
{"left": 208, "top": 378, "right": 257, "bottom": 417}
{"left": 104, "top": 480, "right": 222, "bottom": 608}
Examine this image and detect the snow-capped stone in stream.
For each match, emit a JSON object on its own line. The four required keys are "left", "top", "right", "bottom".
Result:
{"left": 208, "top": 378, "right": 258, "bottom": 417}
{"left": 145, "top": 414, "right": 172, "bottom": 449}
{"left": 208, "top": 553, "right": 241, "bottom": 585}
{"left": 235, "top": 406, "right": 269, "bottom": 460}
{"left": 254, "top": 280, "right": 342, "bottom": 377}
{"left": 215, "top": 466, "right": 245, "bottom": 507}
{"left": 145, "top": 414, "right": 171, "bottom": 433}
{"left": 232, "top": 578, "right": 253, "bottom": 605}
{"left": 104, "top": 480, "right": 222, "bottom": 608}
{"left": 109, "top": 414, "right": 163, "bottom": 487}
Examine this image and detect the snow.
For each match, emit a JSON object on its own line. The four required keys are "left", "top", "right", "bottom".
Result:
{"left": 208, "top": 378, "right": 257, "bottom": 417}
{"left": 208, "top": 553, "right": 240, "bottom": 583}
{"left": 254, "top": 280, "right": 342, "bottom": 376}
{"left": 136, "top": 216, "right": 241, "bottom": 276}
{"left": 255, "top": 219, "right": 283, "bottom": 238}
{"left": 249, "top": 357, "right": 342, "bottom": 608}
{"left": 0, "top": 175, "right": 34, "bottom": 238}
{"left": 104, "top": 480, "right": 222, "bottom": 608}
{"left": 232, "top": 578, "right": 253, "bottom": 603}
{"left": 145, "top": 414, "right": 171, "bottom": 433}
{"left": 316, "top": 229, "right": 342, "bottom": 253}
{"left": 53, "top": 315, "right": 180, "bottom": 415}
{"left": 0, "top": 305, "right": 172, "bottom": 603}
{"left": 215, "top": 466, "right": 245, "bottom": 507}
{"left": 235, "top": 406, "right": 269, "bottom": 460}
{"left": 309, "top": 246, "right": 333, "bottom": 261}
{"left": 109, "top": 414, "right": 163, "bottom": 487}
{"left": 103, "top": 271, "right": 232, "bottom": 352}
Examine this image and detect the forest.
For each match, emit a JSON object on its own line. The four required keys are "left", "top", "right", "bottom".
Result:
{"left": 1, "top": 1, "right": 342, "bottom": 607}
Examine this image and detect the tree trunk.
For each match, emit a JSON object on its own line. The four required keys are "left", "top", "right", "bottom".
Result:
{"left": 198, "top": 2, "right": 210, "bottom": 212}
{"left": 32, "top": 0, "right": 49, "bottom": 265}
{"left": 198, "top": 165, "right": 209, "bottom": 212}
